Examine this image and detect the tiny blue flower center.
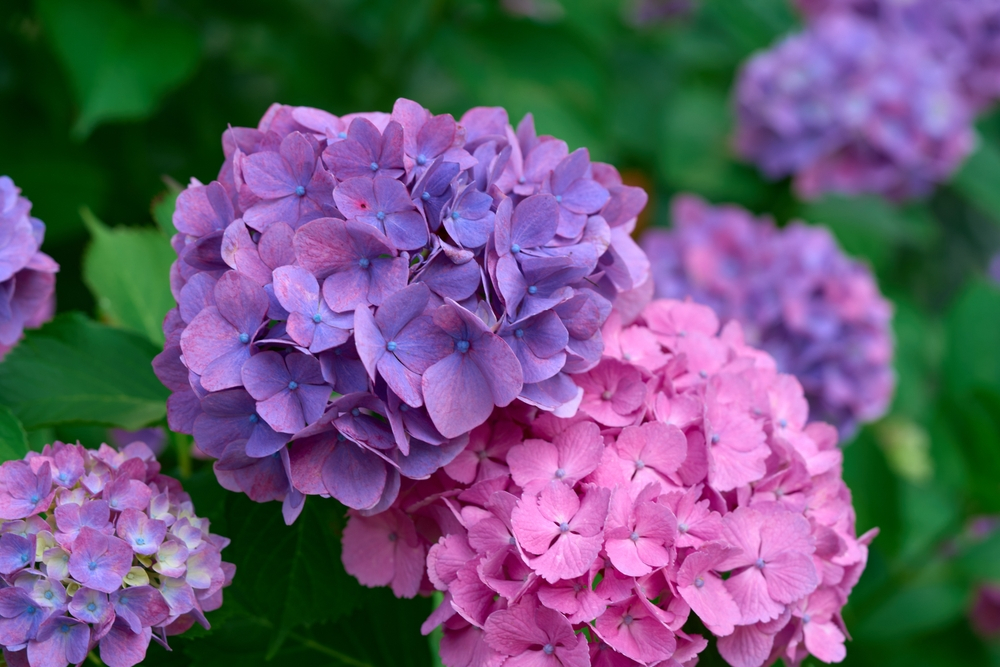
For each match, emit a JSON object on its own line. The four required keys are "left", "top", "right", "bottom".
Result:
{"left": 44, "top": 591, "right": 53, "bottom": 599}
{"left": 635, "top": 459, "right": 645, "bottom": 469}
{"left": 455, "top": 340, "right": 470, "bottom": 353}
{"left": 622, "top": 614, "right": 634, "bottom": 626}
{"left": 678, "top": 522, "right": 688, "bottom": 533}
{"left": 417, "top": 154, "right": 427, "bottom": 166}
{"left": 555, "top": 195, "right": 563, "bottom": 203}
{"left": 295, "top": 186, "right": 306, "bottom": 197}
{"left": 388, "top": 532, "right": 397, "bottom": 542}
{"left": 26, "top": 606, "right": 36, "bottom": 615}
{"left": 249, "top": 414, "right": 259, "bottom": 424}
{"left": 514, "top": 329, "right": 524, "bottom": 338}
{"left": 695, "top": 577, "right": 705, "bottom": 589}
{"left": 421, "top": 191, "right": 431, "bottom": 201}
{"left": 20, "top": 553, "right": 28, "bottom": 563}
{"left": 386, "top": 341, "right": 398, "bottom": 352}
{"left": 511, "top": 243, "right": 521, "bottom": 253}
{"left": 558, "top": 522, "right": 570, "bottom": 533}
{"left": 711, "top": 434, "right": 720, "bottom": 444}
{"left": 87, "top": 603, "right": 96, "bottom": 612}
{"left": 451, "top": 211, "right": 460, "bottom": 220}
{"left": 543, "top": 645, "right": 554, "bottom": 655}
{"left": 351, "top": 408, "right": 361, "bottom": 417}
{"left": 337, "top": 131, "right": 347, "bottom": 139}
{"left": 601, "top": 390, "right": 613, "bottom": 401}
{"left": 370, "top": 162, "right": 379, "bottom": 172}
{"left": 239, "top": 333, "right": 250, "bottom": 344}
{"left": 518, "top": 176, "right": 526, "bottom": 184}
{"left": 554, "top": 468, "right": 565, "bottom": 479}
{"left": 358, "top": 258, "right": 371, "bottom": 269}
{"left": 136, "top": 537, "right": 145, "bottom": 545}
{"left": 88, "top": 562, "right": 97, "bottom": 571}
{"left": 287, "top": 380, "right": 299, "bottom": 391}
{"left": 802, "top": 614, "right": 811, "bottom": 624}
{"left": 313, "top": 313, "right": 323, "bottom": 323}
{"left": 337, "top": 433, "right": 346, "bottom": 441}
{"left": 60, "top": 624, "right": 70, "bottom": 633}
{"left": 399, "top": 403, "right": 409, "bottom": 412}
{"left": 527, "top": 285, "right": 538, "bottom": 295}
{"left": 30, "top": 494, "right": 39, "bottom": 504}
{"left": 779, "top": 418, "right": 788, "bottom": 428}
{"left": 376, "top": 211, "right": 386, "bottom": 221}
{"left": 59, "top": 472, "right": 68, "bottom": 482}
{"left": 630, "top": 531, "right": 640, "bottom": 542}
{"left": 755, "top": 558, "right": 766, "bottom": 569}
{"left": 508, "top": 536, "right": 516, "bottom": 545}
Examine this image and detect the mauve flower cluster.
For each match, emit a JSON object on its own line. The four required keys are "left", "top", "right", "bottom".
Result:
{"left": 157, "top": 98, "right": 648, "bottom": 521}
{"left": 341, "top": 298, "right": 875, "bottom": 667}
{"left": 793, "top": 0, "right": 1000, "bottom": 111}
{"left": 641, "top": 195, "right": 893, "bottom": 438}
{"left": 0, "top": 176, "right": 58, "bottom": 359}
{"left": 0, "top": 441, "right": 234, "bottom": 667}
{"left": 734, "top": 12, "right": 976, "bottom": 200}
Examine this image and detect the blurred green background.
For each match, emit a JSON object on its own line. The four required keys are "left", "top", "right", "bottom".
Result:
{"left": 3, "top": 0, "right": 1000, "bottom": 665}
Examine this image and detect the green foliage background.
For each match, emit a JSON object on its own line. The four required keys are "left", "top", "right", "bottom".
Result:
{"left": 3, "top": 0, "right": 1000, "bottom": 664}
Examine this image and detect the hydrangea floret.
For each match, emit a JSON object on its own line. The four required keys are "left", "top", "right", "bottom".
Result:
{"left": 733, "top": 13, "right": 975, "bottom": 200}
{"left": 641, "top": 194, "right": 894, "bottom": 438}
{"left": 340, "top": 297, "right": 876, "bottom": 667}
{"left": 0, "top": 176, "right": 59, "bottom": 358}
{"left": 157, "top": 98, "right": 649, "bottom": 521}
{"left": 0, "top": 441, "right": 234, "bottom": 667}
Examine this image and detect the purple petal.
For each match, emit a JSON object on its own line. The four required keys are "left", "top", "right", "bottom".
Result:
{"left": 321, "top": 441, "right": 388, "bottom": 510}
{"left": 241, "top": 351, "right": 292, "bottom": 401}
{"left": 422, "top": 353, "right": 496, "bottom": 439}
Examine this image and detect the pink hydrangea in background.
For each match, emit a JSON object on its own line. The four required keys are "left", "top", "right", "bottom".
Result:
{"left": 641, "top": 194, "right": 894, "bottom": 438}
{"left": 157, "top": 98, "right": 649, "bottom": 521}
{"left": 0, "top": 177, "right": 59, "bottom": 359}
{"left": 0, "top": 440, "right": 233, "bottom": 667}
{"left": 734, "top": 13, "right": 975, "bottom": 200}
{"left": 340, "top": 297, "right": 876, "bottom": 667}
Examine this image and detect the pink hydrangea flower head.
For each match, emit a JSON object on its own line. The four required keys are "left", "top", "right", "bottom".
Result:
{"left": 160, "top": 99, "right": 650, "bottom": 518}
{"left": 338, "top": 297, "right": 873, "bottom": 667}
{"left": 0, "top": 441, "right": 234, "bottom": 667}
{"left": 643, "top": 195, "right": 894, "bottom": 438}
{"left": 0, "top": 176, "right": 59, "bottom": 359}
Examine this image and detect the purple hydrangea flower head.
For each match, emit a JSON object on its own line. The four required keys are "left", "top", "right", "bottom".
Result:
{"left": 641, "top": 194, "right": 894, "bottom": 437}
{"left": 337, "top": 297, "right": 875, "bottom": 667}
{"left": 0, "top": 177, "right": 58, "bottom": 359}
{"left": 162, "top": 98, "right": 649, "bottom": 517}
{"left": 734, "top": 13, "right": 975, "bottom": 200}
{"left": 0, "top": 441, "right": 233, "bottom": 667}
{"left": 794, "top": 0, "right": 1000, "bottom": 110}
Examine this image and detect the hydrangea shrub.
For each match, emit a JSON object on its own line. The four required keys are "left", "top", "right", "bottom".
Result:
{"left": 0, "top": 440, "right": 233, "bottom": 667}
{"left": 341, "top": 298, "right": 875, "bottom": 667}
{"left": 0, "top": 177, "right": 58, "bottom": 358}
{"left": 642, "top": 194, "right": 894, "bottom": 437}
{"left": 157, "top": 98, "right": 649, "bottom": 521}
{"left": 734, "top": 13, "right": 975, "bottom": 200}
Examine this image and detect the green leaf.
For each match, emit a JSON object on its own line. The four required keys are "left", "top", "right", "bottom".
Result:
{"left": 218, "top": 495, "right": 360, "bottom": 657}
{"left": 0, "top": 313, "right": 168, "bottom": 430}
{"left": 855, "top": 582, "right": 966, "bottom": 640}
{"left": 152, "top": 182, "right": 181, "bottom": 238}
{"left": 82, "top": 208, "right": 175, "bottom": 346}
{"left": 943, "top": 280, "right": 1000, "bottom": 397}
{"left": 951, "top": 141, "right": 1000, "bottom": 225}
{"left": 37, "top": 0, "right": 200, "bottom": 138}
{"left": 0, "top": 406, "right": 29, "bottom": 463}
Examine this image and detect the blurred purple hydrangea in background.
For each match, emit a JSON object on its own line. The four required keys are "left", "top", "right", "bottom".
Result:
{"left": 157, "top": 98, "right": 649, "bottom": 521}
{"left": 641, "top": 194, "right": 894, "bottom": 438}
{"left": 0, "top": 176, "right": 59, "bottom": 359}
{"left": 734, "top": 13, "right": 976, "bottom": 200}
{"left": 793, "top": 0, "right": 1000, "bottom": 111}
{"left": 0, "top": 441, "right": 233, "bottom": 667}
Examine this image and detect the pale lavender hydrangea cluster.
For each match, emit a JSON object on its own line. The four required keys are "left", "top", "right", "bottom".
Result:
{"left": 734, "top": 12, "right": 976, "bottom": 200}
{"left": 156, "top": 98, "right": 649, "bottom": 522}
{"left": 794, "top": 0, "right": 1000, "bottom": 111}
{"left": 641, "top": 195, "right": 894, "bottom": 438}
{"left": 341, "top": 298, "right": 875, "bottom": 667}
{"left": 0, "top": 177, "right": 58, "bottom": 358}
{"left": 0, "top": 441, "right": 233, "bottom": 667}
